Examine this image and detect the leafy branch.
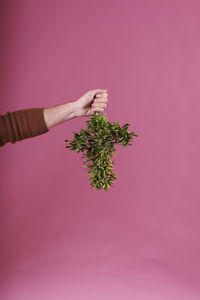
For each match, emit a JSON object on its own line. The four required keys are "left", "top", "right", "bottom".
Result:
{"left": 65, "top": 112, "right": 139, "bottom": 191}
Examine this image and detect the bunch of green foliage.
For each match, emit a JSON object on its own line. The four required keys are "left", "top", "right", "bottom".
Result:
{"left": 65, "top": 112, "right": 139, "bottom": 191}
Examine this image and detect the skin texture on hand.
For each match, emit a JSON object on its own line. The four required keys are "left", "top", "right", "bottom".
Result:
{"left": 43, "top": 89, "right": 108, "bottom": 130}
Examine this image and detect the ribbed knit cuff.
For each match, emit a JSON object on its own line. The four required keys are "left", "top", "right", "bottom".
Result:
{"left": 27, "top": 108, "right": 49, "bottom": 137}
{"left": 0, "top": 107, "right": 49, "bottom": 146}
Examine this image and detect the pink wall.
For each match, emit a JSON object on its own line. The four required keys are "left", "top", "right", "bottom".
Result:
{"left": 1, "top": 0, "right": 200, "bottom": 299}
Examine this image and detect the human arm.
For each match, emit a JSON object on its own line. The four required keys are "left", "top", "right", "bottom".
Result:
{"left": 0, "top": 89, "right": 108, "bottom": 146}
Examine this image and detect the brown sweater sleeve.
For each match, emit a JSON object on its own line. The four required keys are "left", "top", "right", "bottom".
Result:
{"left": 0, "top": 108, "right": 49, "bottom": 146}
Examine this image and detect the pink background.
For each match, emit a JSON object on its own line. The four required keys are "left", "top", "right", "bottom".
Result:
{"left": 1, "top": 0, "right": 200, "bottom": 299}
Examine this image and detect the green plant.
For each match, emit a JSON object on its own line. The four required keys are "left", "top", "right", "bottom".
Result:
{"left": 65, "top": 112, "right": 139, "bottom": 191}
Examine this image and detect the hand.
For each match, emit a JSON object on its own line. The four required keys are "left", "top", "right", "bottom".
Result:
{"left": 74, "top": 89, "right": 108, "bottom": 117}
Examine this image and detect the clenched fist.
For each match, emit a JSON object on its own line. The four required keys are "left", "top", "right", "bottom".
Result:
{"left": 74, "top": 89, "right": 108, "bottom": 117}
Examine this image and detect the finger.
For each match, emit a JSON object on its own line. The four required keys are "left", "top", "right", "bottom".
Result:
{"left": 93, "top": 89, "right": 107, "bottom": 97}
{"left": 93, "top": 107, "right": 105, "bottom": 112}
{"left": 92, "top": 102, "right": 107, "bottom": 108}
{"left": 95, "top": 92, "right": 108, "bottom": 98}
{"left": 94, "top": 89, "right": 107, "bottom": 93}
{"left": 93, "top": 98, "right": 108, "bottom": 103}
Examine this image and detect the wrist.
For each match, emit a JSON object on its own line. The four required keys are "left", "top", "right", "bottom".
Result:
{"left": 72, "top": 100, "right": 84, "bottom": 117}
{"left": 62, "top": 101, "right": 79, "bottom": 120}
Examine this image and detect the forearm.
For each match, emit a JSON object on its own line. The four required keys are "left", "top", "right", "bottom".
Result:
{"left": 43, "top": 101, "right": 80, "bottom": 130}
